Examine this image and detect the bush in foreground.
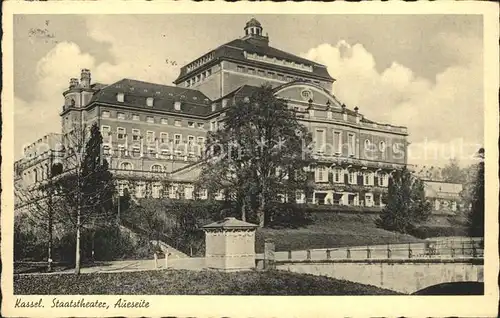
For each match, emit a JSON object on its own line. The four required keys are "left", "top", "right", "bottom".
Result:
{"left": 15, "top": 270, "right": 401, "bottom": 295}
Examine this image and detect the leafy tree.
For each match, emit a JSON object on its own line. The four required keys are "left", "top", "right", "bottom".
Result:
{"left": 376, "top": 167, "right": 432, "bottom": 234}
{"left": 467, "top": 148, "right": 484, "bottom": 237}
{"left": 198, "top": 85, "right": 314, "bottom": 227}
{"left": 50, "top": 122, "right": 116, "bottom": 274}
{"left": 441, "top": 158, "right": 466, "bottom": 183}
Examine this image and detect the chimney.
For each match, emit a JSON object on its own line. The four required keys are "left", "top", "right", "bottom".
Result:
{"left": 354, "top": 106, "right": 360, "bottom": 124}
{"left": 80, "top": 69, "right": 91, "bottom": 88}
{"left": 69, "top": 78, "right": 79, "bottom": 89}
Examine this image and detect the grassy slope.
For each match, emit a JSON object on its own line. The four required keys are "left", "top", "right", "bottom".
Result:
{"left": 255, "top": 213, "right": 423, "bottom": 253}
{"left": 14, "top": 270, "right": 401, "bottom": 295}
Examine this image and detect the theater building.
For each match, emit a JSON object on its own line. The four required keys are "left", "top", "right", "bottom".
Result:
{"left": 15, "top": 18, "right": 409, "bottom": 211}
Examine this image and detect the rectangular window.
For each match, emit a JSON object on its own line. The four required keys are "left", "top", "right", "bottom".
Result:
{"left": 348, "top": 171, "right": 357, "bottom": 185}
{"left": 132, "top": 114, "right": 140, "bottom": 121}
{"left": 117, "top": 127, "right": 126, "bottom": 140}
{"left": 188, "top": 121, "right": 195, "bottom": 128}
{"left": 132, "top": 129, "right": 140, "bottom": 141}
{"left": 174, "top": 120, "right": 181, "bottom": 127}
{"left": 315, "top": 129, "right": 325, "bottom": 152}
{"left": 102, "top": 111, "right": 110, "bottom": 118}
{"left": 187, "top": 135, "right": 195, "bottom": 145}
{"left": 315, "top": 167, "right": 328, "bottom": 183}
{"left": 365, "top": 193, "right": 373, "bottom": 207}
{"left": 146, "top": 131, "right": 155, "bottom": 143}
{"left": 364, "top": 172, "right": 374, "bottom": 186}
{"left": 101, "top": 125, "right": 110, "bottom": 141}
{"left": 206, "top": 69, "right": 212, "bottom": 76}
{"left": 197, "top": 137, "right": 205, "bottom": 145}
{"left": 333, "top": 131, "right": 342, "bottom": 154}
{"left": 277, "top": 74, "right": 285, "bottom": 81}
{"left": 333, "top": 169, "right": 342, "bottom": 183}
{"left": 248, "top": 68, "right": 255, "bottom": 75}
{"left": 117, "top": 112, "right": 125, "bottom": 120}
{"left": 258, "top": 70, "right": 265, "bottom": 77}
{"left": 174, "top": 134, "right": 182, "bottom": 145}
{"left": 348, "top": 133, "right": 356, "bottom": 156}
{"left": 237, "top": 66, "right": 245, "bottom": 72}
{"left": 146, "top": 116, "right": 154, "bottom": 123}
{"left": 161, "top": 118, "right": 168, "bottom": 125}
{"left": 197, "top": 123, "right": 204, "bottom": 129}
{"left": 160, "top": 132, "right": 168, "bottom": 143}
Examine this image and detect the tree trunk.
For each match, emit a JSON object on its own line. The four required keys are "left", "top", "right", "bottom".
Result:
{"left": 258, "top": 193, "right": 265, "bottom": 228}
{"left": 241, "top": 200, "right": 246, "bottom": 222}
{"left": 75, "top": 222, "right": 80, "bottom": 275}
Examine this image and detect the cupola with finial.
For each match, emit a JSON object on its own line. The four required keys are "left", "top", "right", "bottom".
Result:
{"left": 242, "top": 18, "right": 269, "bottom": 46}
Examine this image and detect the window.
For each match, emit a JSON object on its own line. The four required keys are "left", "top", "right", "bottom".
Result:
{"left": 333, "top": 131, "right": 342, "bottom": 154}
{"left": 117, "top": 112, "right": 125, "bottom": 120}
{"left": 364, "top": 171, "right": 374, "bottom": 186}
{"left": 315, "top": 167, "right": 328, "bottom": 183}
{"left": 146, "top": 116, "right": 154, "bottom": 123}
{"left": 197, "top": 123, "right": 204, "bottom": 129}
{"left": 102, "top": 111, "right": 110, "bottom": 118}
{"left": 174, "top": 120, "right": 181, "bottom": 127}
{"left": 378, "top": 173, "right": 389, "bottom": 187}
{"left": 132, "top": 114, "right": 140, "bottom": 121}
{"left": 295, "top": 191, "right": 305, "bottom": 204}
{"left": 237, "top": 66, "right": 245, "bottom": 72}
{"left": 152, "top": 183, "right": 162, "bottom": 198}
{"left": 348, "top": 133, "right": 356, "bottom": 156}
{"left": 197, "top": 137, "right": 205, "bottom": 145}
{"left": 379, "top": 141, "right": 386, "bottom": 152}
{"left": 248, "top": 68, "right": 255, "bottom": 75}
{"left": 287, "top": 76, "right": 294, "bottom": 81}
{"left": 364, "top": 139, "right": 371, "bottom": 150}
{"left": 186, "top": 80, "right": 191, "bottom": 87}
{"left": 277, "top": 74, "right": 284, "bottom": 81}
{"left": 151, "top": 164, "right": 163, "bottom": 172}
{"left": 315, "top": 129, "right": 325, "bottom": 152}
{"left": 258, "top": 70, "right": 265, "bottom": 77}
{"left": 135, "top": 182, "right": 146, "bottom": 198}
{"left": 101, "top": 125, "right": 110, "bottom": 139}
{"left": 348, "top": 171, "right": 357, "bottom": 185}
{"left": 188, "top": 121, "right": 195, "bottom": 128}
{"left": 132, "top": 129, "right": 141, "bottom": 141}
{"left": 161, "top": 118, "right": 168, "bottom": 125}
{"left": 451, "top": 201, "right": 457, "bottom": 211}
{"left": 116, "top": 93, "right": 124, "bottom": 102}
{"left": 146, "top": 131, "right": 155, "bottom": 143}
{"left": 120, "top": 162, "right": 133, "bottom": 170}
{"left": 146, "top": 97, "right": 154, "bottom": 107}
{"left": 210, "top": 121, "right": 216, "bottom": 131}
{"left": 187, "top": 135, "right": 195, "bottom": 145}
{"left": 174, "top": 101, "right": 181, "bottom": 110}
{"left": 207, "top": 69, "right": 212, "bottom": 76}
{"left": 160, "top": 132, "right": 168, "bottom": 143}
{"left": 117, "top": 127, "right": 126, "bottom": 140}
{"left": 333, "top": 168, "right": 343, "bottom": 183}
{"left": 365, "top": 193, "right": 373, "bottom": 207}
{"left": 174, "top": 134, "right": 182, "bottom": 145}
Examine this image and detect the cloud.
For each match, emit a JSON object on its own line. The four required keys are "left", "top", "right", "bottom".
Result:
{"left": 302, "top": 37, "right": 483, "bottom": 167}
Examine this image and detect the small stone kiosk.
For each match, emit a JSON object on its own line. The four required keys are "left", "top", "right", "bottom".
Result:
{"left": 202, "top": 217, "right": 258, "bottom": 272}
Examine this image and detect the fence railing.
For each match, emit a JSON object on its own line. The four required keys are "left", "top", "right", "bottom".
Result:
{"left": 259, "top": 238, "right": 484, "bottom": 264}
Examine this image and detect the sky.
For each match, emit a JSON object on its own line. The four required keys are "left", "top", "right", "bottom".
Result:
{"left": 13, "top": 14, "right": 484, "bottom": 167}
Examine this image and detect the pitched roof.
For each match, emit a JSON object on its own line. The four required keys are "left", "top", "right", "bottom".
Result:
{"left": 88, "top": 79, "right": 213, "bottom": 116}
{"left": 175, "top": 38, "right": 334, "bottom": 83}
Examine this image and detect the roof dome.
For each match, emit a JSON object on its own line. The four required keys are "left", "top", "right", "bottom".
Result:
{"left": 245, "top": 18, "right": 262, "bottom": 28}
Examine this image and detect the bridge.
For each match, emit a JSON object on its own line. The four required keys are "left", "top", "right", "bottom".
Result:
{"left": 258, "top": 238, "right": 484, "bottom": 294}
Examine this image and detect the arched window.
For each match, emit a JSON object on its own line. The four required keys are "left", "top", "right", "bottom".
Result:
{"left": 379, "top": 141, "right": 386, "bottom": 152}
{"left": 364, "top": 139, "right": 371, "bottom": 150}
{"left": 120, "top": 162, "right": 133, "bottom": 170}
{"left": 151, "top": 164, "right": 162, "bottom": 172}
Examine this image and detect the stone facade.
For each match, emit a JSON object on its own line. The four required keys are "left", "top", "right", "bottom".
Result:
{"left": 14, "top": 18, "right": 410, "bottom": 212}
